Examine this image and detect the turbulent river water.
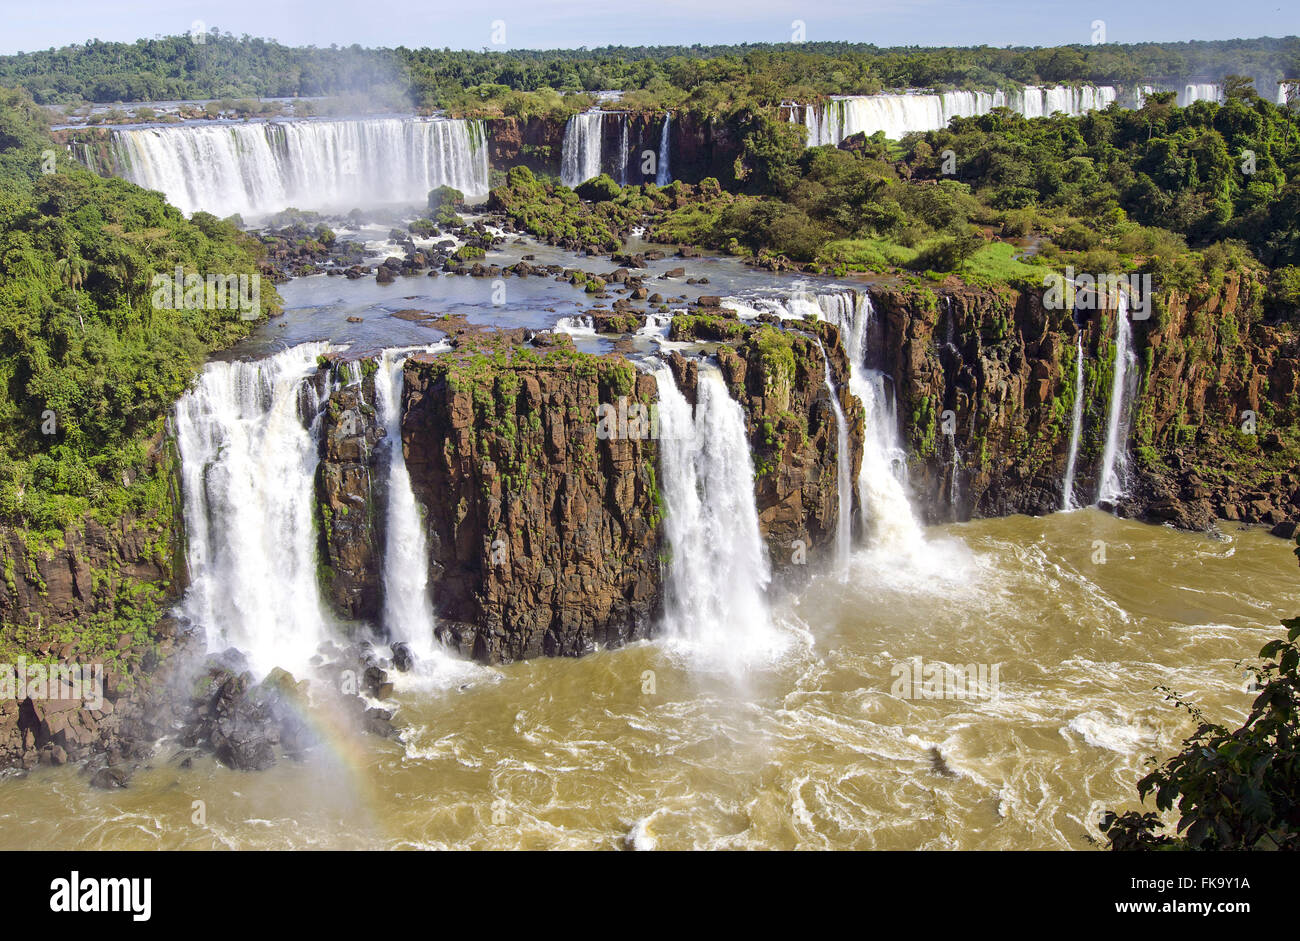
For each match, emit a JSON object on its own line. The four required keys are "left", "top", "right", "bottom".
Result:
{"left": 1, "top": 514, "right": 1294, "bottom": 850}
{"left": 1, "top": 220, "right": 1296, "bottom": 851}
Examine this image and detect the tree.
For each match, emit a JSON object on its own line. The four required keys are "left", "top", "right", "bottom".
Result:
{"left": 53, "top": 253, "right": 89, "bottom": 332}
{"left": 1104, "top": 535, "right": 1300, "bottom": 850}
{"left": 1222, "top": 74, "right": 1259, "bottom": 100}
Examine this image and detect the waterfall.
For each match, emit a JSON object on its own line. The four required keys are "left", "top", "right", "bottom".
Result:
{"left": 373, "top": 349, "right": 437, "bottom": 651}
{"left": 794, "top": 85, "right": 1115, "bottom": 144}
{"left": 724, "top": 289, "right": 926, "bottom": 554}
{"left": 110, "top": 117, "right": 490, "bottom": 218}
{"left": 617, "top": 114, "right": 629, "bottom": 185}
{"left": 1097, "top": 295, "right": 1139, "bottom": 506}
{"left": 655, "top": 114, "right": 671, "bottom": 186}
{"left": 1016, "top": 84, "right": 1117, "bottom": 119}
{"left": 1061, "top": 333, "right": 1086, "bottom": 511}
{"left": 174, "top": 342, "right": 333, "bottom": 677}
{"left": 561, "top": 111, "right": 604, "bottom": 187}
{"left": 819, "top": 345, "right": 853, "bottom": 572}
{"left": 653, "top": 364, "right": 783, "bottom": 671}
{"left": 948, "top": 444, "right": 963, "bottom": 516}
{"left": 1178, "top": 83, "right": 1222, "bottom": 106}
{"left": 371, "top": 345, "right": 481, "bottom": 688}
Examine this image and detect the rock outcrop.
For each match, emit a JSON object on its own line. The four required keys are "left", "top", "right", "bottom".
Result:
{"left": 308, "top": 322, "right": 863, "bottom": 662}
{"left": 401, "top": 338, "right": 663, "bottom": 661}
{"left": 863, "top": 273, "right": 1300, "bottom": 531}
{"left": 315, "top": 363, "right": 384, "bottom": 622}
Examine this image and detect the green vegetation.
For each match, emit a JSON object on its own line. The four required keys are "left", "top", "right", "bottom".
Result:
{"left": 486, "top": 166, "right": 660, "bottom": 250}
{"left": 910, "top": 92, "right": 1300, "bottom": 271}
{"left": 5, "top": 31, "right": 1297, "bottom": 119}
{"left": 0, "top": 86, "right": 276, "bottom": 532}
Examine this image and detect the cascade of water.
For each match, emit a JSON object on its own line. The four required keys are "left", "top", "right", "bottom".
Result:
{"left": 948, "top": 443, "right": 963, "bottom": 515}
{"left": 111, "top": 117, "right": 489, "bottom": 218}
{"left": 1097, "top": 295, "right": 1138, "bottom": 506}
{"left": 373, "top": 349, "right": 438, "bottom": 653}
{"left": 1061, "top": 332, "right": 1086, "bottom": 511}
{"left": 174, "top": 342, "right": 333, "bottom": 677}
{"left": 560, "top": 111, "right": 604, "bottom": 187}
{"left": 727, "top": 290, "right": 927, "bottom": 553}
{"left": 655, "top": 114, "right": 672, "bottom": 185}
{"left": 617, "top": 114, "right": 629, "bottom": 185}
{"left": 653, "top": 364, "right": 783, "bottom": 671}
{"left": 1178, "top": 83, "right": 1223, "bottom": 106}
{"left": 796, "top": 85, "right": 1115, "bottom": 144}
{"left": 819, "top": 344, "right": 853, "bottom": 572}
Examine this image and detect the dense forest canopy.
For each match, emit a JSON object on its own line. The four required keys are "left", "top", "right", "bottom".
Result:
{"left": 0, "top": 88, "right": 273, "bottom": 533}
{"left": 0, "top": 32, "right": 1297, "bottom": 109}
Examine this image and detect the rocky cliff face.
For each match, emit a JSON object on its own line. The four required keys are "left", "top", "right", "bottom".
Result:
{"left": 486, "top": 116, "right": 568, "bottom": 178}
{"left": 484, "top": 111, "right": 740, "bottom": 185}
{"left": 315, "top": 363, "right": 384, "bottom": 622}
{"left": 0, "top": 431, "right": 189, "bottom": 769}
{"left": 307, "top": 323, "right": 862, "bottom": 662}
{"left": 400, "top": 339, "right": 663, "bottom": 661}
{"left": 864, "top": 274, "right": 1300, "bottom": 531}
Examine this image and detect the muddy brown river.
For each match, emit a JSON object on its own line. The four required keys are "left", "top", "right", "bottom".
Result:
{"left": 1, "top": 511, "right": 1294, "bottom": 850}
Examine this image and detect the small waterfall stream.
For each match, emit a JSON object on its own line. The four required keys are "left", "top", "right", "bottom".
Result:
{"left": 819, "top": 344, "right": 853, "bottom": 572}
{"left": 617, "top": 114, "right": 630, "bottom": 184}
{"left": 654, "top": 363, "right": 783, "bottom": 671}
{"left": 1097, "top": 295, "right": 1138, "bottom": 506}
{"left": 561, "top": 111, "right": 604, "bottom": 187}
{"left": 373, "top": 349, "right": 438, "bottom": 652}
{"left": 656, "top": 114, "right": 671, "bottom": 185}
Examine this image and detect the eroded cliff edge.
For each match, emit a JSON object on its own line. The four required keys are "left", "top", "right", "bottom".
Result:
{"left": 865, "top": 273, "right": 1299, "bottom": 530}
{"left": 313, "top": 322, "right": 861, "bottom": 662}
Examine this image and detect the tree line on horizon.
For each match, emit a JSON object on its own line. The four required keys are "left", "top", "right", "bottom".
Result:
{"left": 0, "top": 31, "right": 1296, "bottom": 111}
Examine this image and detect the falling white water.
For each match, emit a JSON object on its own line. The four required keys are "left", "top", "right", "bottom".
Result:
{"left": 820, "top": 347, "right": 853, "bottom": 572}
{"left": 723, "top": 289, "right": 927, "bottom": 556}
{"left": 654, "top": 364, "right": 785, "bottom": 672}
{"left": 1016, "top": 84, "right": 1117, "bottom": 119}
{"left": 174, "top": 342, "right": 333, "bottom": 677}
{"left": 948, "top": 442, "right": 963, "bottom": 516}
{"left": 1097, "top": 295, "right": 1139, "bottom": 506}
{"left": 794, "top": 85, "right": 1116, "bottom": 144}
{"left": 617, "top": 114, "right": 630, "bottom": 185}
{"left": 561, "top": 111, "right": 604, "bottom": 187}
{"left": 655, "top": 114, "right": 672, "bottom": 186}
{"left": 1061, "top": 333, "right": 1086, "bottom": 511}
{"left": 372, "top": 347, "right": 481, "bottom": 689}
{"left": 1178, "top": 83, "right": 1222, "bottom": 106}
{"left": 373, "top": 349, "right": 437, "bottom": 649}
{"left": 111, "top": 117, "right": 490, "bottom": 218}
{"left": 554, "top": 314, "right": 596, "bottom": 337}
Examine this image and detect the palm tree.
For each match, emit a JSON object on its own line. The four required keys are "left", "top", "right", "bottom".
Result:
{"left": 54, "top": 253, "right": 90, "bottom": 333}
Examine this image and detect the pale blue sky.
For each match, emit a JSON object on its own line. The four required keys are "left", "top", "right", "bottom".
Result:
{"left": 0, "top": 0, "right": 1296, "bottom": 55}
